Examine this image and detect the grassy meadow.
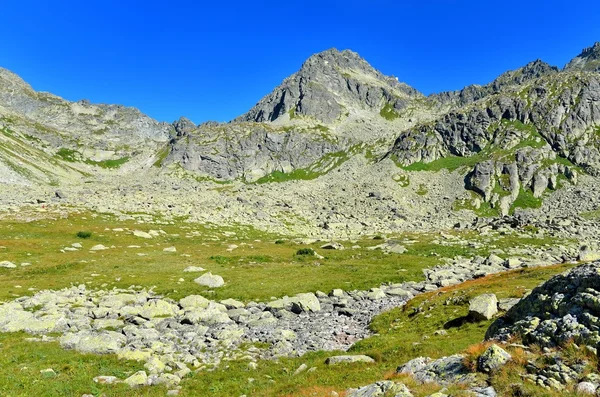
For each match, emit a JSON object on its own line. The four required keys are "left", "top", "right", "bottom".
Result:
{"left": 0, "top": 206, "right": 578, "bottom": 396}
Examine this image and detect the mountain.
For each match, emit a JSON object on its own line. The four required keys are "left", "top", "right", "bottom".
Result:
{"left": 235, "top": 48, "right": 421, "bottom": 124}
{"left": 1, "top": 42, "right": 600, "bottom": 234}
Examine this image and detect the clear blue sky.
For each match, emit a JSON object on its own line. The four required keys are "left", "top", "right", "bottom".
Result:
{"left": 1, "top": 1, "right": 599, "bottom": 124}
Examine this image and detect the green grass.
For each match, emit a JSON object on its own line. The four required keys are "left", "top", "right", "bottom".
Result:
{"left": 153, "top": 145, "right": 171, "bottom": 167}
{"left": 1, "top": 264, "right": 571, "bottom": 396}
{"left": 0, "top": 210, "right": 576, "bottom": 396}
{"left": 380, "top": 103, "right": 400, "bottom": 121}
{"left": 510, "top": 187, "right": 543, "bottom": 213}
{"left": 84, "top": 157, "right": 130, "bottom": 169}
{"left": 402, "top": 154, "right": 485, "bottom": 172}
{"left": 55, "top": 148, "right": 79, "bottom": 163}
{"left": 254, "top": 151, "right": 351, "bottom": 184}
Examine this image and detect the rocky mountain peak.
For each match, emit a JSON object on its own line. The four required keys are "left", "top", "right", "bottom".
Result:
{"left": 235, "top": 48, "right": 420, "bottom": 124}
{"left": 564, "top": 42, "right": 600, "bottom": 71}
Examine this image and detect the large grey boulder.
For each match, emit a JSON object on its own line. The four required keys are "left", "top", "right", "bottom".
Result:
{"left": 194, "top": 272, "right": 225, "bottom": 288}
{"left": 396, "top": 355, "right": 475, "bottom": 385}
{"left": 469, "top": 294, "right": 498, "bottom": 321}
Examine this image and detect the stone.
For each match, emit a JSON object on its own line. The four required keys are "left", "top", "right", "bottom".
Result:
{"left": 469, "top": 294, "right": 498, "bottom": 321}
{"left": 0, "top": 260, "right": 17, "bottom": 268}
{"left": 183, "top": 266, "right": 205, "bottom": 272}
{"left": 576, "top": 381, "right": 597, "bottom": 395}
{"left": 93, "top": 375, "right": 120, "bottom": 384}
{"left": 321, "top": 242, "right": 344, "bottom": 250}
{"left": 140, "top": 299, "right": 178, "bottom": 318}
{"left": 163, "top": 246, "right": 177, "bottom": 252}
{"left": 221, "top": 298, "right": 245, "bottom": 309}
{"left": 40, "top": 368, "right": 56, "bottom": 377}
{"left": 179, "top": 295, "right": 210, "bottom": 309}
{"left": 347, "top": 381, "right": 413, "bottom": 397}
{"left": 293, "top": 363, "right": 308, "bottom": 375}
{"left": 60, "top": 331, "right": 126, "bottom": 354}
{"left": 133, "top": 230, "right": 153, "bottom": 239}
{"left": 477, "top": 345, "right": 511, "bottom": 373}
{"left": 90, "top": 244, "right": 108, "bottom": 251}
{"left": 578, "top": 246, "right": 600, "bottom": 262}
{"left": 194, "top": 272, "right": 224, "bottom": 288}
{"left": 290, "top": 293, "right": 321, "bottom": 313}
{"left": 124, "top": 370, "right": 148, "bottom": 388}
{"left": 326, "top": 355, "right": 375, "bottom": 365}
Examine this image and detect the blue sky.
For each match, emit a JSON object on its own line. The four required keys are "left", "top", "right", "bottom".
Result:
{"left": 1, "top": 1, "right": 599, "bottom": 124}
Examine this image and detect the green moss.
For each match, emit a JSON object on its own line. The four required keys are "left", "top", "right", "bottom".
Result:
{"left": 380, "top": 103, "right": 400, "bottom": 121}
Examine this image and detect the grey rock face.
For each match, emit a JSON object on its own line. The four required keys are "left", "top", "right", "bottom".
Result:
{"left": 486, "top": 261, "right": 600, "bottom": 347}
{"left": 166, "top": 123, "right": 342, "bottom": 181}
{"left": 235, "top": 48, "right": 420, "bottom": 124}
{"left": 433, "top": 59, "right": 559, "bottom": 106}
{"left": 565, "top": 42, "right": 600, "bottom": 72}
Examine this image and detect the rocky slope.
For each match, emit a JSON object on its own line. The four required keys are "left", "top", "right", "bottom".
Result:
{"left": 1, "top": 43, "right": 600, "bottom": 233}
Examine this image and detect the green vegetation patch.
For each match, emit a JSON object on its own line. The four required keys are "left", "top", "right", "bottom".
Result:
{"left": 85, "top": 157, "right": 130, "bottom": 169}
{"left": 380, "top": 103, "right": 400, "bottom": 121}
{"left": 55, "top": 148, "right": 79, "bottom": 163}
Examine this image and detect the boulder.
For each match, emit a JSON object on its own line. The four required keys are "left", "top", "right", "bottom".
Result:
{"left": 0, "top": 260, "right": 16, "bottom": 268}
{"left": 290, "top": 293, "right": 321, "bottom": 313}
{"left": 321, "top": 242, "right": 344, "bottom": 250}
{"left": 194, "top": 272, "right": 224, "bottom": 288}
{"left": 477, "top": 344, "right": 511, "bottom": 373}
{"left": 124, "top": 371, "right": 149, "bottom": 388}
{"left": 469, "top": 294, "right": 498, "bottom": 321}
{"left": 347, "top": 381, "right": 413, "bottom": 397}
{"left": 133, "top": 230, "right": 153, "bottom": 239}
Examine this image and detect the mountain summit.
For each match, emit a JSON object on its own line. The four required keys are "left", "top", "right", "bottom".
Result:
{"left": 235, "top": 48, "right": 420, "bottom": 124}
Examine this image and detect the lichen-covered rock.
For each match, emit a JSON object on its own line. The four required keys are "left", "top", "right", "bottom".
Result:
{"left": 477, "top": 345, "right": 511, "bottom": 373}
{"left": 326, "top": 355, "right": 375, "bottom": 365}
{"left": 396, "top": 355, "right": 477, "bottom": 385}
{"left": 194, "top": 272, "right": 224, "bottom": 288}
{"left": 59, "top": 331, "right": 126, "bottom": 354}
{"left": 469, "top": 294, "right": 498, "bottom": 321}
{"left": 124, "top": 371, "right": 149, "bottom": 388}
{"left": 486, "top": 261, "right": 600, "bottom": 347}
{"left": 347, "top": 381, "right": 412, "bottom": 397}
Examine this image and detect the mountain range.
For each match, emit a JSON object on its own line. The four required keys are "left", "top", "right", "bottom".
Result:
{"left": 1, "top": 41, "right": 600, "bottom": 233}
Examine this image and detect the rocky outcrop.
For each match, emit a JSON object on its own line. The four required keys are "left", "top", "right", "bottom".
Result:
{"left": 235, "top": 48, "right": 420, "bottom": 124}
{"left": 486, "top": 261, "right": 600, "bottom": 348}
{"left": 433, "top": 59, "right": 559, "bottom": 106}
{"left": 166, "top": 122, "right": 343, "bottom": 181}
{"left": 565, "top": 42, "right": 600, "bottom": 72}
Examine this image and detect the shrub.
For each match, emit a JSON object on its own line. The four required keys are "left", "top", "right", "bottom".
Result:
{"left": 296, "top": 248, "right": 315, "bottom": 256}
{"left": 275, "top": 239, "right": 285, "bottom": 244}
{"left": 76, "top": 231, "right": 92, "bottom": 239}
